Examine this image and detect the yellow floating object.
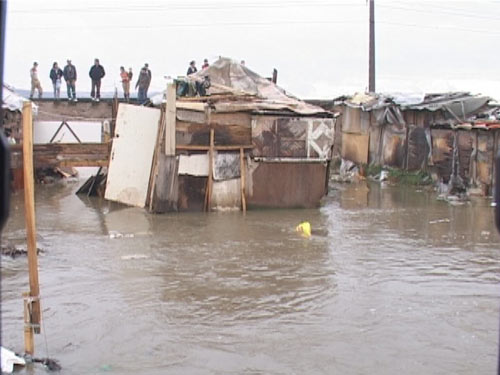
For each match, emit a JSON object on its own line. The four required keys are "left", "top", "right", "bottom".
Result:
{"left": 296, "top": 221, "right": 311, "bottom": 238}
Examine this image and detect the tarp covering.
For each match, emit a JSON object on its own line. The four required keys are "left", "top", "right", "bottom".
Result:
{"left": 2, "top": 84, "right": 38, "bottom": 114}
{"left": 344, "top": 91, "right": 491, "bottom": 119}
{"left": 185, "top": 57, "right": 329, "bottom": 115}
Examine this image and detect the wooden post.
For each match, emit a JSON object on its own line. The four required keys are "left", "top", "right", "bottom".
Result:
{"left": 23, "top": 292, "right": 34, "bottom": 356}
{"left": 204, "top": 128, "right": 214, "bottom": 212}
{"left": 239, "top": 148, "right": 247, "bottom": 213}
{"left": 165, "top": 83, "right": 176, "bottom": 156}
{"left": 22, "top": 102, "right": 41, "bottom": 342}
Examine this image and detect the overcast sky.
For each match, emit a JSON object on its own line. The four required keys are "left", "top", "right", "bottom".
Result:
{"left": 4, "top": 0, "right": 500, "bottom": 99}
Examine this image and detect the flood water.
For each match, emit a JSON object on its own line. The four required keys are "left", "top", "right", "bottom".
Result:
{"left": 1, "top": 181, "right": 499, "bottom": 374}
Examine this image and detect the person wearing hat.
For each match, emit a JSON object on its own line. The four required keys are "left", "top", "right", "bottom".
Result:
{"left": 30, "top": 62, "right": 43, "bottom": 99}
{"left": 202, "top": 58, "right": 209, "bottom": 70}
{"left": 63, "top": 59, "right": 77, "bottom": 102}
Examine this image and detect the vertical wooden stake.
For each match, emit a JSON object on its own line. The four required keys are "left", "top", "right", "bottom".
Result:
{"left": 205, "top": 128, "right": 215, "bottom": 212}
{"left": 22, "top": 102, "right": 41, "bottom": 341}
{"left": 165, "top": 83, "right": 176, "bottom": 156}
{"left": 239, "top": 148, "right": 247, "bottom": 213}
{"left": 23, "top": 292, "right": 34, "bottom": 356}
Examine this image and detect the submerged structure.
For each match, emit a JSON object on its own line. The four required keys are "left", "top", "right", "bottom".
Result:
{"left": 105, "top": 58, "right": 336, "bottom": 211}
{"left": 311, "top": 92, "right": 500, "bottom": 195}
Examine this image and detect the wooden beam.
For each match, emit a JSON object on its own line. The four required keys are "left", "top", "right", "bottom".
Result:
{"left": 176, "top": 144, "right": 253, "bottom": 151}
{"left": 10, "top": 143, "right": 110, "bottom": 168}
{"left": 22, "top": 102, "right": 42, "bottom": 343}
{"left": 240, "top": 148, "right": 247, "bottom": 213}
{"left": 165, "top": 83, "right": 176, "bottom": 156}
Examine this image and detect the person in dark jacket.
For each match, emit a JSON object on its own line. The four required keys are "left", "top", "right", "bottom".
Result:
{"left": 63, "top": 59, "right": 77, "bottom": 102}
{"left": 49, "top": 62, "right": 63, "bottom": 99}
{"left": 89, "top": 58, "right": 105, "bottom": 102}
{"left": 135, "top": 64, "right": 151, "bottom": 104}
{"left": 187, "top": 60, "right": 197, "bottom": 75}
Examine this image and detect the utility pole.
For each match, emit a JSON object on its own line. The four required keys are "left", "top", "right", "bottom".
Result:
{"left": 369, "top": 0, "right": 375, "bottom": 93}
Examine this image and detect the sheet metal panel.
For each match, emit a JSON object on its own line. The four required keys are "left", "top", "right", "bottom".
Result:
{"left": 341, "top": 132, "right": 369, "bottom": 164}
{"left": 407, "top": 126, "right": 429, "bottom": 171}
{"left": 381, "top": 124, "right": 406, "bottom": 168}
{"left": 247, "top": 162, "right": 327, "bottom": 208}
{"left": 105, "top": 104, "right": 161, "bottom": 207}
{"left": 430, "top": 129, "right": 453, "bottom": 183}
{"left": 178, "top": 153, "right": 209, "bottom": 176}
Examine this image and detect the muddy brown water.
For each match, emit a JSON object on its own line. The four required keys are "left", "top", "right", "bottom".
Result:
{"left": 1, "top": 181, "right": 499, "bottom": 374}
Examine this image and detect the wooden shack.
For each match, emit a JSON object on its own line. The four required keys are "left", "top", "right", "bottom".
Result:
{"left": 104, "top": 58, "right": 336, "bottom": 212}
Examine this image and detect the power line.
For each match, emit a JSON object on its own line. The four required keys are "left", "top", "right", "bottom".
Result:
{"left": 378, "top": 3, "right": 499, "bottom": 21}
{"left": 9, "top": 19, "right": 367, "bottom": 31}
{"left": 9, "top": 1, "right": 366, "bottom": 14}
{"left": 378, "top": 20, "right": 500, "bottom": 35}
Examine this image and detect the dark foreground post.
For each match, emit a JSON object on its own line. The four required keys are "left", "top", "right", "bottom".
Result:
{"left": 495, "top": 151, "right": 500, "bottom": 375}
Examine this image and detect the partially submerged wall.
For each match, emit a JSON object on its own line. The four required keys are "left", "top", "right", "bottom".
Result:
{"left": 336, "top": 104, "right": 500, "bottom": 194}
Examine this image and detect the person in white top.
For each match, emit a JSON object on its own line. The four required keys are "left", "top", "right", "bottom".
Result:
{"left": 30, "top": 62, "right": 43, "bottom": 99}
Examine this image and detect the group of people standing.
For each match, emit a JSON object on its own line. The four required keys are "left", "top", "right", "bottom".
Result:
{"left": 30, "top": 57, "right": 220, "bottom": 102}
{"left": 30, "top": 60, "right": 152, "bottom": 103}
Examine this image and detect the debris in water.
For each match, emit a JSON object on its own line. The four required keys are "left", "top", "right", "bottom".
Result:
{"left": 1, "top": 243, "right": 44, "bottom": 258}
{"left": 428, "top": 218, "right": 450, "bottom": 224}
{"left": 121, "top": 254, "right": 149, "bottom": 260}
{"left": 109, "top": 232, "right": 135, "bottom": 239}
{"left": 32, "top": 357, "right": 62, "bottom": 372}
{"left": 296, "top": 221, "right": 311, "bottom": 238}
{"left": 1, "top": 347, "right": 26, "bottom": 373}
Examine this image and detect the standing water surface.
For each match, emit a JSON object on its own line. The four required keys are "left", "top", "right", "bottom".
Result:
{"left": 1, "top": 181, "right": 499, "bottom": 374}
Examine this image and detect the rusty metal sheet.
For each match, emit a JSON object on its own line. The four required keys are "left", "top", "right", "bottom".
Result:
{"left": 477, "top": 131, "right": 493, "bottom": 185}
{"left": 247, "top": 162, "right": 327, "bottom": 208}
{"left": 381, "top": 124, "right": 406, "bottom": 168}
{"left": 407, "top": 126, "right": 429, "bottom": 171}
{"left": 457, "top": 130, "right": 474, "bottom": 182}
{"left": 341, "top": 132, "right": 369, "bottom": 164}
{"left": 369, "top": 125, "right": 382, "bottom": 164}
{"left": 431, "top": 129, "right": 453, "bottom": 183}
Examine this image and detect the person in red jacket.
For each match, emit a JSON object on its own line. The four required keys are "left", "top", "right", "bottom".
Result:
{"left": 120, "top": 66, "right": 130, "bottom": 101}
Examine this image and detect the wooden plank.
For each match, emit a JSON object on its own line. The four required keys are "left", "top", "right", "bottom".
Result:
{"left": 176, "top": 109, "right": 206, "bottom": 124}
{"left": 22, "top": 102, "right": 42, "bottom": 338}
{"left": 151, "top": 155, "right": 179, "bottom": 213}
{"left": 10, "top": 143, "right": 110, "bottom": 168}
{"left": 176, "top": 144, "right": 253, "bottom": 151}
{"left": 204, "top": 128, "right": 214, "bottom": 211}
{"left": 148, "top": 108, "right": 166, "bottom": 209}
{"left": 166, "top": 83, "right": 176, "bottom": 156}
{"left": 176, "top": 120, "right": 251, "bottom": 146}
{"left": 240, "top": 148, "right": 247, "bottom": 213}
